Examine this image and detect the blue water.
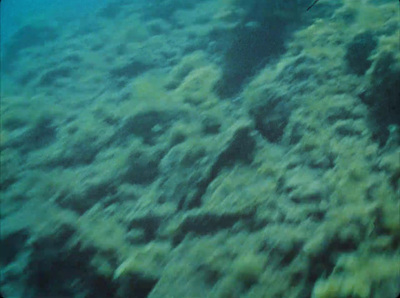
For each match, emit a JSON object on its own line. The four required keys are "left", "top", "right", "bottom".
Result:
{"left": 1, "top": 0, "right": 108, "bottom": 45}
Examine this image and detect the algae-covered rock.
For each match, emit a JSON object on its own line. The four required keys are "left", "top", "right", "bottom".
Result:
{"left": 114, "top": 242, "right": 171, "bottom": 280}
{"left": 175, "top": 65, "right": 221, "bottom": 105}
{"left": 1, "top": 0, "right": 399, "bottom": 297}
{"left": 246, "top": 86, "right": 291, "bottom": 143}
{"left": 313, "top": 254, "right": 400, "bottom": 298}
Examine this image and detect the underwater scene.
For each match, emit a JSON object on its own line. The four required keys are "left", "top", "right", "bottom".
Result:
{"left": 0, "top": 0, "right": 399, "bottom": 297}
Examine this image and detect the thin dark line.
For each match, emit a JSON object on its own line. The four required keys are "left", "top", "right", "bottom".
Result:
{"left": 307, "top": 0, "right": 320, "bottom": 11}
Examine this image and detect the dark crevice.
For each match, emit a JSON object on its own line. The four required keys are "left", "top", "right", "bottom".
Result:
{"left": 345, "top": 31, "right": 377, "bottom": 75}
{"left": 172, "top": 211, "right": 255, "bottom": 246}
{"left": 213, "top": 0, "right": 310, "bottom": 99}
{"left": 117, "top": 273, "right": 159, "bottom": 298}
{"left": 360, "top": 52, "right": 400, "bottom": 146}
{"left": 215, "top": 21, "right": 287, "bottom": 98}
{"left": 127, "top": 216, "right": 162, "bottom": 243}
{"left": 0, "top": 229, "right": 30, "bottom": 266}
{"left": 26, "top": 224, "right": 118, "bottom": 298}
{"left": 110, "top": 60, "right": 153, "bottom": 80}
{"left": 37, "top": 67, "right": 74, "bottom": 86}
{"left": 181, "top": 126, "right": 256, "bottom": 210}
{"left": 6, "top": 115, "right": 57, "bottom": 154}
{"left": 115, "top": 111, "right": 177, "bottom": 145}
{"left": 53, "top": 181, "right": 118, "bottom": 215}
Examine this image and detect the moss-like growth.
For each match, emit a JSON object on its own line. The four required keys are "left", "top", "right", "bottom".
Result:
{"left": 313, "top": 275, "right": 370, "bottom": 298}
{"left": 231, "top": 253, "right": 266, "bottom": 286}
{"left": 313, "top": 254, "right": 400, "bottom": 298}
{"left": 176, "top": 65, "right": 221, "bottom": 106}
{"left": 114, "top": 243, "right": 171, "bottom": 280}
{"left": 166, "top": 51, "right": 208, "bottom": 89}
